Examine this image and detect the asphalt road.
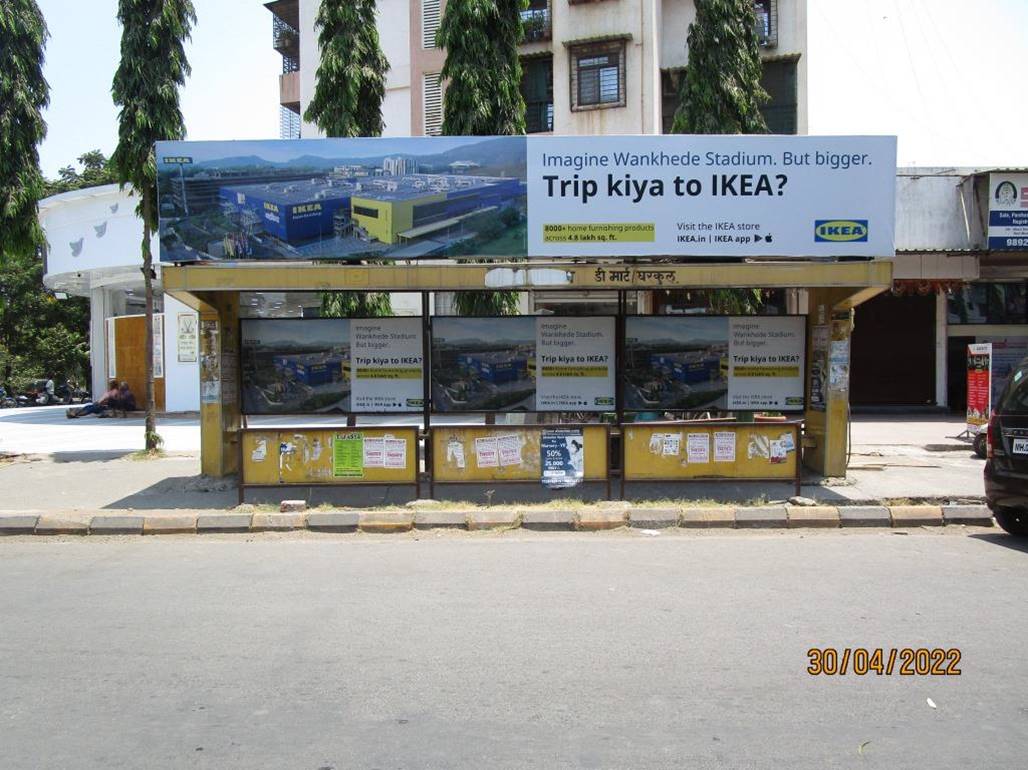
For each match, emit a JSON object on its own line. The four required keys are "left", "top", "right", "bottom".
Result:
{"left": 2, "top": 529, "right": 1026, "bottom": 768}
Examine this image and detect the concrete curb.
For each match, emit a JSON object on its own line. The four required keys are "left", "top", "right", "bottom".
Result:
{"left": 838, "top": 506, "right": 891, "bottom": 527}
{"left": 307, "top": 512, "right": 359, "bottom": 532}
{"left": 521, "top": 510, "right": 575, "bottom": 531}
{"left": 890, "top": 505, "right": 943, "bottom": 527}
{"left": 680, "top": 508, "right": 735, "bottom": 528}
{"left": 628, "top": 508, "right": 680, "bottom": 529}
{"left": 90, "top": 516, "right": 145, "bottom": 535}
{"left": 414, "top": 511, "right": 469, "bottom": 530}
{"left": 358, "top": 512, "right": 414, "bottom": 533}
{"left": 735, "top": 506, "right": 788, "bottom": 529}
{"left": 787, "top": 506, "right": 840, "bottom": 528}
{"left": 941, "top": 504, "right": 994, "bottom": 526}
{"left": 143, "top": 514, "right": 197, "bottom": 535}
{"left": 0, "top": 505, "right": 1001, "bottom": 537}
{"left": 574, "top": 510, "right": 627, "bottom": 531}
{"left": 0, "top": 515, "right": 40, "bottom": 535}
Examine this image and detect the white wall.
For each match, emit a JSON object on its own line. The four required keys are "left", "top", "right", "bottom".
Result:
{"left": 40, "top": 184, "right": 159, "bottom": 289}
{"left": 162, "top": 294, "right": 200, "bottom": 413}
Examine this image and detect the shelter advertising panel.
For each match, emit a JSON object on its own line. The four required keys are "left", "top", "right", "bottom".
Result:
{"left": 431, "top": 316, "right": 615, "bottom": 412}
{"left": 158, "top": 135, "right": 895, "bottom": 262}
{"left": 624, "top": 316, "right": 805, "bottom": 412}
{"left": 987, "top": 173, "right": 1028, "bottom": 250}
{"left": 240, "top": 318, "right": 423, "bottom": 414}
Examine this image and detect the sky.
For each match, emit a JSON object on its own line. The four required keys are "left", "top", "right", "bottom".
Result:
{"left": 37, "top": 0, "right": 281, "bottom": 178}
{"left": 36, "top": 0, "right": 1028, "bottom": 178}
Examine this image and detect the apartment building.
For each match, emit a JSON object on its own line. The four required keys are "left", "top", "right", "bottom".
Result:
{"left": 268, "top": 1, "right": 806, "bottom": 140}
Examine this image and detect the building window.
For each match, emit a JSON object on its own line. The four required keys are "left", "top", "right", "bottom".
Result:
{"left": 423, "top": 73, "right": 443, "bottom": 136}
{"left": 279, "top": 105, "right": 300, "bottom": 140}
{"left": 569, "top": 39, "right": 626, "bottom": 111}
{"left": 521, "top": 56, "right": 553, "bottom": 133}
{"left": 948, "top": 282, "right": 1028, "bottom": 325}
{"left": 760, "top": 57, "right": 797, "bottom": 134}
{"left": 422, "top": 0, "right": 441, "bottom": 48}
{"left": 754, "top": 0, "right": 777, "bottom": 48}
{"left": 353, "top": 205, "right": 379, "bottom": 219}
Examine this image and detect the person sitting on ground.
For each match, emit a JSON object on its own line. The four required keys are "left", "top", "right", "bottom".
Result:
{"left": 66, "top": 380, "right": 118, "bottom": 419}
{"left": 111, "top": 381, "right": 137, "bottom": 415}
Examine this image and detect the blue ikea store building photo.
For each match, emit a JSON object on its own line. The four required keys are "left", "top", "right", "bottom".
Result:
{"left": 219, "top": 179, "right": 356, "bottom": 243}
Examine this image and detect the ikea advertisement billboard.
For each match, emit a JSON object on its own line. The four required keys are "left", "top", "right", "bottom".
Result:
{"left": 157, "top": 135, "right": 895, "bottom": 263}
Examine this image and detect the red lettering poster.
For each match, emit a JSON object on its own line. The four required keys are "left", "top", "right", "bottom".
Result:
{"left": 967, "top": 343, "right": 992, "bottom": 432}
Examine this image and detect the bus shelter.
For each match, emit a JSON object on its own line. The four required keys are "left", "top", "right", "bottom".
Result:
{"left": 164, "top": 258, "right": 891, "bottom": 501}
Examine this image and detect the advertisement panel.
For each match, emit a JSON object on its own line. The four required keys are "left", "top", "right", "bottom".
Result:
{"left": 349, "top": 318, "right": 424, "bottom": 412}
{"left": 240, "top": 318, "right": 423, "bottom": 414}
{"left": 624, "top": 316, "right": 805, "bottom": 412}
{"left": 967, "top": 342, "right": 993, "bottom": 432}
{"left": 431, "top": 316, "right": 615, "bottom": 412}
{"left": 979, "top": 336, "right": 1028, "bottom": 406}
{"left": 157, "top": 135, "right": 895, "bottom": 262}
{"left": 987, "top": 173, "right": 1028, "bottom": 250}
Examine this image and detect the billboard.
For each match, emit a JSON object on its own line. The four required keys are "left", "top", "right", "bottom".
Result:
{"left": 430, "top": 316, "right": 615, "bottom": 412}
{"left": 624, "top": 316, "right": 806, "bottom": 412}
{"left": 987, "top": 172, "right": 1028, "bottom": 250}
{"left": 240, "top": 317, "right": 423, "bottom": 414}
{"left": 157, "top": 135, "right": 895, "bottom": 262}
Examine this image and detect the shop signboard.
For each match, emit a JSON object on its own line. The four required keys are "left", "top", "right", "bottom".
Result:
{"left": 431, "top": 316, "right": 615, "bottom": 412}
{"left": 967, "top": 343, "right": 992, "bottom": 432}
{"left": 240, "top": 317, "right": 423, "bottom": 414}
{"left": 987, "top": 173, "right": 1028, "bottom": 250}
{"left": 624, "top": 316, "right": 806, "bottom": 412}
{"left": 157, "top": 135, "right": 895, "bottom": 263}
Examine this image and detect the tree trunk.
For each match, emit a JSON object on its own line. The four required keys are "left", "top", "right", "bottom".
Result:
{"left": 142, "top": 191, "right": 158, "bottom": 452}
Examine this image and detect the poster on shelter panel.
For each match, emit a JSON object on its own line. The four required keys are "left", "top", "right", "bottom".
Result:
{"left": 430, "top": 316, "right": 616, "bottom": 412}
{"left": 157, "top": 134, "right": 895, "bottom": 262}
{"left": 624, "top": 316, "right": 805, "bottom": 413}
{"left": 240, "top": 318, "right": 424, "bottom": 414}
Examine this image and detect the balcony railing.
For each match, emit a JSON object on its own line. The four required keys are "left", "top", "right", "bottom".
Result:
{"left": 521, "top": 6, "right": 552, "bottom": 43}
{"left": 272, "top": 15, "right": 300, "bottom": 58}
{"left": 526, "top": 100, "right": 554, "bottom": 133}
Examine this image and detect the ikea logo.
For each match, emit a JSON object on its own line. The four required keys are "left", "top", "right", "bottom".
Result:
{"left": 815, "top": 219, "right": 868, "bottom": 242}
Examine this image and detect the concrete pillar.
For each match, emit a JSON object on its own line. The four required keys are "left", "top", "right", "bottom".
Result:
{"left": 935, "top": 291, "right": 948, "bottom": 408}
{"left": 89, "top": 288, "right": 110, "bottom": 398}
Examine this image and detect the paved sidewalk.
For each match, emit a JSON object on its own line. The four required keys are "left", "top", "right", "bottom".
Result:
{"left": 0, "top": 408, "right": 986, "bottom": 510}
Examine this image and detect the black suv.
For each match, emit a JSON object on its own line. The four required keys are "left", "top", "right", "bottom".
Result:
{"left": 985, "top": 359, "right": 1028, "bottom": 535}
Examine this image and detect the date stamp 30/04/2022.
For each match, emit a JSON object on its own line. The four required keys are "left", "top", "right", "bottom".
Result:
{"left": 807, "top": 648, "right": 961, "bottom": 676}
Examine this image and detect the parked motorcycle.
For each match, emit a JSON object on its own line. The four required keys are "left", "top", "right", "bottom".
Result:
{"left": 0, "top": 386, "right": 16, "bottom": 409}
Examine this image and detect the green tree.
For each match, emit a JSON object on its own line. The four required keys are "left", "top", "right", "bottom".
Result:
{"left": 303, "top": 0, "right": 388, "bottom": 138}
{"left": 671, "top": 0, "right": 768, "bottom": 134}
{"left": 672, "top": 0, "right": 767, "bottom": 317}
{"left": 43, "top": 150, "right": 117, "bottom": 197}
{"left": 305, "top": 0, "right": 392, "bottom": 317}
{"left": 320, "top": 291, "right": 392, "bottom": 318}
{"left": 0, "top": 0, "right": 49, "bottom": 260}
{"left": 111, "top": 0, "right": 195, "bottom": 452}
{"left": 438, "top": 0, "right": 527, "bottom": 136}
{"left": 438, "top": 0, "right": 525, "bottom": 316}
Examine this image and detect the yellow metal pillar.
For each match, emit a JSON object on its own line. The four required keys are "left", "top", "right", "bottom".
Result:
{"left": 195, "top": 291, "right": 241, "bottom": 478}
{"left": 803, "top": 288, "right": 865, "bottom": 477}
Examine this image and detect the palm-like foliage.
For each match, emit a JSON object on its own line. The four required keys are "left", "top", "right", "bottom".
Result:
{"left": 672, "top": 0, "right": 767, "bottom": 316}
{"left": 111, "top": 0, "right": 195, "bottom": 452}
{"left": 671, "top": 0, "right": 769, "bottom": 134}
{"left": 438, "top": 0, "right": 525, "bottom": 315}
{"left": 0, "top": 0, "right": 49, "bottom": 260}
{"left": 304, "top": 0, "right": 388, "bottom": 138}
{"left": 305, "top": 0, "right": 391, "bottom": 316}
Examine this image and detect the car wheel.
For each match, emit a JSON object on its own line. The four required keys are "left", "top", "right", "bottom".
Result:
{"left": 994, "top": 508, "right": 1028, "bottom": 536}
{"left": 973, "top": 433, "right": 987, "bottom": 458}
